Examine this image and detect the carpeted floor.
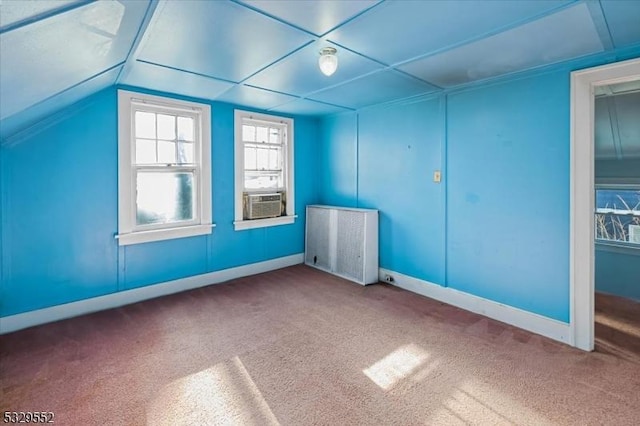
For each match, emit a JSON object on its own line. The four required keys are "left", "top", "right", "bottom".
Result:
{"left": 1, "top": 265, "right": 639, "bottom": 425}
{"left": 595, "top": 292, "right": 640, "bottom": 363}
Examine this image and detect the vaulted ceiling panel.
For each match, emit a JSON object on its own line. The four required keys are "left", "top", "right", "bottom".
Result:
{"left": 600, "top": 0, "right": 640, "bottom": 48}
{"left": 121, "top": 61, "right": 234, "bottom": 101}
{"left": 308, "top": 70, "right": 438, "bottom": 109}
{"left": 0, "top": 0, "right": 78, "bottom": 30}
{"left": 326, "top": 0, "right": 572, "bottom": 65}
{"left": 245, "top": 40, "right": 383, "bottom": 97}
{"left": 398, "top": 3, "right": 603, "bottom": 87}
{"left": 595, "top": 90, "right": 640, "bottom": 160}
{"left": 238, "top": 0, "right": 379, "bottom": 36}
{"left": 0, "top": 0, "right": 148, "bottom": 120}
{"left": 614, "top": 92, "right": 640, "bottom": 158}
{"left": 0, "top": 65, "right": 121, "bottom": 140}
{"left": 137, "top": 0, "right": 313, "bottom": 83}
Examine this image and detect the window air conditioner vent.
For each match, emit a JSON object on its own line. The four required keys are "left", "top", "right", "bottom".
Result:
{"left": 248, "top": 193, "right": 282, "bottom": 219}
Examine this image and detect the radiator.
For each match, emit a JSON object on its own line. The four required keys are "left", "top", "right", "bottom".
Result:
{"left": 305, "top": 205, "right": 379, "bottom": 285}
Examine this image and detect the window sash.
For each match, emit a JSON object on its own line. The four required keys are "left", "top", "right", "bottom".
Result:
{"left": 132, "top": 107, "right": 200, "bottom": 167}
{"left": 130, "top": 106, "right": 202, "bottom": 233}
{"left": 241, "top": 119, "right": 287, "bottom": 195}
{"left": 132, "top": 166, "right": 200, "bottom": 231}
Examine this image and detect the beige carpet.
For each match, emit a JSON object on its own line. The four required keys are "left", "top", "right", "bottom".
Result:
{"left": 1, "top": 265, "right": 639, "bottom": 425}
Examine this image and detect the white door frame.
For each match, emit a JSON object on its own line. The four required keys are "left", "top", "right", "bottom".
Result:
{"left": 570, "top": 57, "right": 640, "bottom": 351}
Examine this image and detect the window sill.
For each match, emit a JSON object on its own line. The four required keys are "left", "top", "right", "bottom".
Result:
{"left": 116, "top": 224, "right": 215, "bottom": 246}
{"left": 595, "top": 240, "right": 640, "bottom": 256}
{"left": 234, "top": 215, "right": 297, "bottom": 231}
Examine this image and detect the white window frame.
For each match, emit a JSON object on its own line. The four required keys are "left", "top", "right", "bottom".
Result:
{"left": 117, "top": 90, "right": 213, "bottom": 245}
{"left": 234, "top": 110, "right": 296, "bottom": 231}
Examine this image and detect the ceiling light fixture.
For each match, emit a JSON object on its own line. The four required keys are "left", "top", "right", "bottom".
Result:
{"left": 318, "top": 47, "right": 338, "bottom": 76}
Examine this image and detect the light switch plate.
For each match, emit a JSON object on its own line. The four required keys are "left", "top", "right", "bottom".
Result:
{"left": 434, "top": 170, "right": 441, "bottom": 183}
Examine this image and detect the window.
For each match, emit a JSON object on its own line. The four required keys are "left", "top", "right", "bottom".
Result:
{"left": 595, "top": 186, "right": 640, "bottom": 246}
{"left": 117, "top": 90, "right": 213, "bottom": 245}
{"left": 234, "top": 110, "right": 295, "bottom": 230}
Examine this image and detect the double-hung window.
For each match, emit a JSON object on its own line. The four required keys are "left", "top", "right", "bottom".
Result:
{"left": 234, "top": 110, "right": 295, "bottom": 230}
{"left": 117, "top": 90, "right": 213, "bottom": 245}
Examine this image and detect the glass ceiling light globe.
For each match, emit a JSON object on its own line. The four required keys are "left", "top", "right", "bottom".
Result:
{"left": 319, "top": 47, "right": 338, "bottom": 76}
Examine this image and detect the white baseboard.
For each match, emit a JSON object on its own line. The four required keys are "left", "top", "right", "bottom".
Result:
{"left": 0, "top": 254, "right": 304, "bottom": 334}
{"left": 379, "top": 268, "right": 573, "bottom": 347}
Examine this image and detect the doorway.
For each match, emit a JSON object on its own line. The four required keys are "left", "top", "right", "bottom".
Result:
{"left": 570, "top": 57, "right": 640, "bottom": 351}
{"left": 592, "top": 80, "right": 640, "bottom": 358}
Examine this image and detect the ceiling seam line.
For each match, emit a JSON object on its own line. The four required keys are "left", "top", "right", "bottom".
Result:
{"left": 269, "top": 96, "right": 355, "bottom": 113}
{"left": 116, "top": 0, "right": 161, "bottom": 83}
{"left": 353, "top": 90, "right": 444, "bottom": 114}
{"left": 0, "top": 0, "right": 96, "bottom": 34}
{"left": 317, "top": 0, "right": 387, "bottom": 38}
{"left": 297, "top": 66, "right": 442, "bottom": 103}
{"left": 134, "top": 60, "right": 239, "bottom": 85}
{"left": 237, "top": 40, "right": 317, "bottom": 84}
{"left": 585, "top": 0, "right": 615, "bottom": 51}
{"left": 297, "top": 69, "right": 394, "bottom": 99}
{"left": 606, "top": 97, "right": 623, "bottom": 160}
{"left": 243, "top": 85, "right": 303, "bottom": 99}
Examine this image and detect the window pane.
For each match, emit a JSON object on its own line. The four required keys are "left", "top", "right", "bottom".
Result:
{"left": 244, "top": 171, "right": 281, "bottom": 190}
{"left": 158, "top": 140, "right": 176, "bottom": 164}
{"left": 245, "top": 146, "right": 256, "bottom": 170}
{"left": 177, "top": 116, "right": 194, "bottom": 141}
{"left": 157, "top": 114, "right": 176, "bottom": 140}
{"left": 269, "top": 128, "right": 280, "bottom": 144}
{"left": 136, "top": 139, "right": 156, "bottom": 164}
{"left": 596, "top": 189, "right": 640, "bottom": 211}
{"left": 177, "top": 142, "right": 194, "bottom": 164}
{"left": 136, "top": 172, "right": 194, "bottom": 226}
{"left": 256, "top": 126, "right": 268, "bottom": 143}
{"left": 268, "top": 146, "right": 281, "bottom": 170}
{"left": 256, "top": 147, "right": 269, "bottom": 170}
{"left": 595, "top": 189, "right": 640, "bottom": 244}
{"left": 135, "top": 111, "right": 156, "bottom": 139}
{"left": 242, "top": 125, "right": 255, "bottom": 142}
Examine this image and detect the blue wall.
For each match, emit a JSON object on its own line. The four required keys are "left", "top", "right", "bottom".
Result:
{"left": 359, "top": 98, "right": 447, "bottom": 285}
{"left": 318, "top": 113, "right": 358, "bottom": 208}
{"left": 595, "top": 248, "right": 640, "bottom": 301}
{"left": 320, "top": 68, "right": 580, "bottom": 322}
{"left": 0, "top": 87, "right": 319, "bottom": 317}
{"left": 446, "top": 72, "right": 570, "bottom": 321}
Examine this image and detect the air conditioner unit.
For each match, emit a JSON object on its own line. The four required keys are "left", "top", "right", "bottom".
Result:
{"left": 629, "top": 224, "right": 640, "bottom": 243}
{"left": 248, "top": 193, "right": 282, "bottom": 219}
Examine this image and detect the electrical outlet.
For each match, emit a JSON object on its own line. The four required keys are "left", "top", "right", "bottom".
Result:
{"left": 384, "top": 274, "right": 394, "bottom": 283}
{"left": 433, "top": 170, "right": 441, "bottom": 183}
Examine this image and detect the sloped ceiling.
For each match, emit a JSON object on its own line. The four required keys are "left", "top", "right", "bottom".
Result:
{"left": 1, "top": 0, "right": 640, "bottom": 138}
{"left": 595, "top": 82, "right": 640, "bottom": 160}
